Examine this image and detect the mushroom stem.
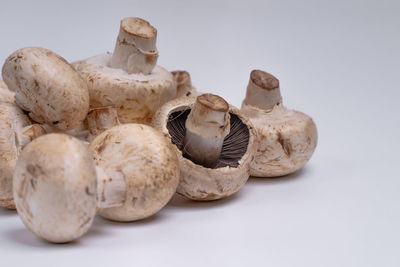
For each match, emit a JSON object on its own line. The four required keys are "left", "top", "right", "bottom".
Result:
{"left": 183, "top": 94, "right": 230, "bottom": 168}
{"left": 87, "top": 107, "right": 120, "bottom": 138}
{"left": 16, "top": 124, "right": 47, "bottom": 148}
{"left": 172, "top": 71, "right": 193, "bottom": 98}
{"left": 109, "top": 17, "right": 158, "bottom": 75}
{"left": 95, "top": 166, "right": 126, "bottom": 209}
{"left": 243, "top": 70, "right": 281, "bottom": 111}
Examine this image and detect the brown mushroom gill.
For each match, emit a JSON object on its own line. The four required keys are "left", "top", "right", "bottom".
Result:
{"left": 166, "top": 109, "right": 249, "bottom": 168}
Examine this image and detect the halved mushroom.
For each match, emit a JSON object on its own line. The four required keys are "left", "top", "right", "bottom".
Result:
{"left": 14, "top": 124, "right": 180, "bottom": 243}
{"left": 73, "top": 17, "right": 176, "bottom": 124}
{"left": 0, "top": 102, "right": 45, "bottom": 209}
{"left": 2, "top": 47, "right": 90, "bottom": 131}
{"left": 153, "top": 94, "right": 257, "bottom": 200}
{"left": 0, "top": 79, "right": 14, "bottom": 103}
{"left": 241, "top": 70, "right": 318, "bottom": 177}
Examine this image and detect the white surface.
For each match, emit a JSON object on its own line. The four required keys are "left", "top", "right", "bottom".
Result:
{"left": 0, "top": 0, "right": 399, "bottom": 266}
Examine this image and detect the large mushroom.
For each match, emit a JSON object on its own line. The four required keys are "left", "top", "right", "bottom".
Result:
{"left": 0, "top": 102, "right": 45, "bottom": 209}
{"left": 153, "top": 94, "right": 257, "bottom": 200}
{"left": 73, "top": 17, "right": 177, "bottom": 124}
{"left": 241, "top": 70, "right": 318, "bottom": 177}
{"left": 2, "top": 47, "right": 90, "bottom": 131}
{"left": 13, "top": 124, "right": 179, "bottom": 243}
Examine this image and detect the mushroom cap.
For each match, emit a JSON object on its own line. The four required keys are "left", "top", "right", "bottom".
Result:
{"left": 241, "top": 103, "right": 318, "bottom": 177}
{"left": 2, "top": 47, "right": 90, "bottom": 131}
{"left": 0, "top": 102, "right": 31, "bottom": 209}
{"left": 13, "top": 134, "right": 97, "bottom": 243}
{"left": 0, "top": 79, "right": 15, "bottom": 103}
{"left": 89, "top": 124, "right": 180, "bottom": 221}
{"left": 152, "top": 97, "right": 258, "bottom": 200}
{"left": 73, "top": 53, "right": 176, "bottom": 124}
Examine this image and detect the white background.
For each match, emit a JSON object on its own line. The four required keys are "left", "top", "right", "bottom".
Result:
{"left": 0, "top": 0, "right": 399, "bottom": 266}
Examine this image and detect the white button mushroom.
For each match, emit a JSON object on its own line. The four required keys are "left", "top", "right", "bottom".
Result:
{"left": 73, "top": 17, "right": 176, "bottom": 124}
{"left": 90, "top": 124, "right": 180, "bottom": 221}
{"left": 13, "top": 134, "right": 98, "bottom": 243}
{"left": 0, "top": 102, "right": 45, "bottom": 209}
{"left": 14, "top": 124, "right": 180, "bottom": 242}
{"left": 153, "top": 94, "right": 258, "bottom": 200}
{"left": 2, "top": 47, "right": 90, "bottom": 131}
{"left": 0, "top": 79, "right": 15, "bottom": 103}
{"left": 241, "top": 70, "right": 318, "bottom": 177}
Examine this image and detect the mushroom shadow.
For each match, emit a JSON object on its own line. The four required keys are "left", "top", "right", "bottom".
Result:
{"left": 4, "top": 228, "right": 80, "bottom": 248}
{"left": 166, "top": 190, "right": 242, "bottom": 210}
{"left": 0, "top": 207, "right": 17, "bottom": 217}
{"left": 92, "top": 212, "right": 165, "bottom": 228}
{"left": 246, "top": 166, "right": 310, "bottom": 185}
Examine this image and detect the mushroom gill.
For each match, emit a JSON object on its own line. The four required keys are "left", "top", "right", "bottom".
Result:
{"left": 166, "top": 109, "right": 250, "bottom": 168}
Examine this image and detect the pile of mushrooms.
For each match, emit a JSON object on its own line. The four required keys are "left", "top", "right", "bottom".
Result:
{"left": 0, "top": 16, "right": 318, "bottom": 244}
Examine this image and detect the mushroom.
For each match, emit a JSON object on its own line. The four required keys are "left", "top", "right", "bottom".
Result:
{"left": 0, "top": 79, "right": 14, "bottom": 103}
{"left": 2, "top": 47, "right": 90, "bottom": 131}
{"left": 240, "top": 70, "right": 318, "bottom": 177}
{"left": 171, "top": 71, "right": 197, "bottom": 98}
{"left": 0, "top": 102, "right": 45, "bottom": 209}
{"left": 13, "top": 124, "right": 179, "bottom": 243}
{"left": 73, "top": 17, "right": 176, "bottom": 124}
{"left": 153, "top": 94, "right": 257, "bottom": 200}
{"left": 90, "top": 124, "right": 180, "bottom": 221}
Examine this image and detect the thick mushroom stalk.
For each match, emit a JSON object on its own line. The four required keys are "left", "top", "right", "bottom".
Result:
{"left": 183, "top": 94, "right": 230, "bottom": 168}
{"left": 172, "top": 71, "right": 197, "bottom": 98}
{"left": 110, "top": 17, "right": 158, "bottom": 75}
{"left": 243, "top": 70, "right": 281, "bottom": 111}
{"left": 95, "top": 166, "right": 126, "bottom": 209}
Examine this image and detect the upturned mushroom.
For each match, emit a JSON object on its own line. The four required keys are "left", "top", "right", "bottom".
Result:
{"left": 73, "top": 17, "right": 176, "bottom": 124}
{"left": 0, "top": 102, "right": 45, "bottom": 209}
{"left": 153, "top": 94, "right": 257, "bottom": 200}
{"left": 0, "top": 79, "right": 14, "bottom": 103}
{"left": 241, "top": 70, "right": 318, "bottom": 177}
{"left": 13, "top": 124, "right": 179, "bottom": 243}
{"left": 2, "top": 47, "right": 90, "bottom": 131}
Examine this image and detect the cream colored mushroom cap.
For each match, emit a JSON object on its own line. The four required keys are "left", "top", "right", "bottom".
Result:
{"left": 152, "top": 97, "right": 258, "bottom": 200}
{"left": 73, "top": 54, "right": 176, "bottom": 124}
{"left": 2, "top": 47, "right": 89, "bottom": 130}
{"left": 241, "top": 103, "right": 318, "bottom": 177}
{"left": 89, "top": 124, "right": 180, "bottom": 222}
{"left": 13, "top": 134, "right": 97, "bottom": 243}
{"left": 0, "top": 79, "right": 15, "bottom": 103}
{"left": 0, "top": 102, "right": 30, "bottom": 209}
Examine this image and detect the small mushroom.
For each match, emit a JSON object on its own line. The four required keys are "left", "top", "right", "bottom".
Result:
{"left": 14, "top": 124, "right": 179, "bottom": 243}
{"left": 241, "top": 70, "right": 318, "bottom": 177}
{"left": 153, "top": 94, "right": 257, "bottom": 200}
{"left": 0, "top": 79, "right": 15, "bottom": 103}
{"left": 171, "top": 71, "right": 197, "bottom": 98}
{"left": 2, "top": 47, "right": 90, "bottom": 131}
{"left": 0, "top": 102, "right": 45, "bottom": 209}
{"left": 73, "top": 17, "right": 176, "bottom": 124}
